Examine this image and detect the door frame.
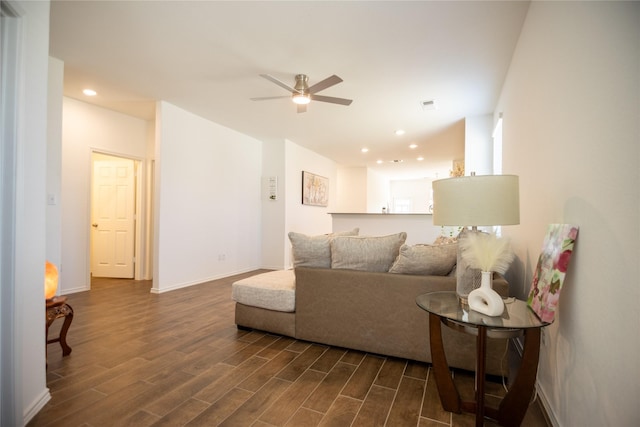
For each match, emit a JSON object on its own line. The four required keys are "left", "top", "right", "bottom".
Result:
{"left": 88, "top": 149, "right": 148, "bottom": 285}
{"left": 1, "top": 2, "right": 22, "bottom": 423}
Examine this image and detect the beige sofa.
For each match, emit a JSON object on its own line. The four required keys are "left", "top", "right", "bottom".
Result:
{"left": 234, "top": 266, "right": 510, "bottom": 376}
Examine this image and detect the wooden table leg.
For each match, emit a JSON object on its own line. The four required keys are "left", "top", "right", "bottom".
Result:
{"left": 497, "top": 328, "right": 541, "bottom": 427}
{"left": 57, "top": 303, "right": 74, "bottom": 356}
{"left": 46, "top": 300, "right": 74, "bottom": 367}
{"left": 429, "top": 313, "right": 461, "bottom": 413}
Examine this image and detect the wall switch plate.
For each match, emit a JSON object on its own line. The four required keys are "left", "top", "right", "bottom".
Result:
{"left": 268, "top": 176, "right": 277, "bottom": 200}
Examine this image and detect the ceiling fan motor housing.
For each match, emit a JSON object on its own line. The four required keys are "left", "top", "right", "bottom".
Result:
{"left": 294, "top": 74, "right": 309, "bottom": 93}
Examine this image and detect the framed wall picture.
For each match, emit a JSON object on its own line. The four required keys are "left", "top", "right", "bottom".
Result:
{"left": 302, "top": 171, "right": 328, "bottom": 207}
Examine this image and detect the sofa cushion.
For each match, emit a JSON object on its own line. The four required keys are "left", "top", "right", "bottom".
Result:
{"left": 289, "top": 228, "right": 359, "bottom": 268}
{"left": 232, "top": 270, "right": 296, "bottom": 312}
{"left": 330, "top": 232, "right": 407, "bottom": 272}
{"left": 389, "top": 243, "right": 458, "bottom": 276}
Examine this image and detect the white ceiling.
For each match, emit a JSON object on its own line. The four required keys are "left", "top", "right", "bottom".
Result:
{"left": 49, "top": 0, "right": 529, "bottom": 180}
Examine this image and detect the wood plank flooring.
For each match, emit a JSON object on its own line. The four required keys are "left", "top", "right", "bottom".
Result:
{"left": 30, "top": 271, "right": 549, "bottom": 427}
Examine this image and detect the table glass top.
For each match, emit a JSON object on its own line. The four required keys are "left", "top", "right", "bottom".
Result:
{"left": 416, "top": 291, "right": 549, "bottom": 329}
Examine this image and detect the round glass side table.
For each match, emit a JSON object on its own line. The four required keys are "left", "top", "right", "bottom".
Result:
{"left": 416, "top": 291, "right": 549, "bottom": 427}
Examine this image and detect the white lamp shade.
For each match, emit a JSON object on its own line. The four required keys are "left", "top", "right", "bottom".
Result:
{"left": 432, "top": 175, "right": 520, "bottom": 226}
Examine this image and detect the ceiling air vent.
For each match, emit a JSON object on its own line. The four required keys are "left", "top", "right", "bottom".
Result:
{"left": 421, "top": 99, "right": 437, "bottom": 110}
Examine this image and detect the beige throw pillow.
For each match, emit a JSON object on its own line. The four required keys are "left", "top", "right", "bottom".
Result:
{"left": 389, "top": 243, "right": 458, "bottom": 276}
{"left": 330, "top": 232, "right": 407, "bottom": 272}
{"left": 433, "top": 235, "right": 458, "bottom": 245}
{"left": 289, "top": 228, "right": 359, "bottom": 268}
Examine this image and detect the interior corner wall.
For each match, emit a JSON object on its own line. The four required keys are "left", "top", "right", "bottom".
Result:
{"left": 336, "top": 166, "right": 367, "bottom": 212}
{"left": 366, "top": 169, "right": 390, "bottom": 213}
{"left": 464, "top": 114, "right": 493, "bottom": 175}
{"left": 283, "top": 140, "right": 336, "bottom": 268}
{"left": 154, "top": 101, "right": 262, "bottom": 292}
{"left": 46, "top": 57, "right": 63, "bottom": 276}
{"left": 61, "top": 97, "right": 149, "bottom": 294}
{"left": 495, "top": 2, "right": 639, "bottom": 426}
{"left": 142, "top": 120, "right": 156, "bottom": 280}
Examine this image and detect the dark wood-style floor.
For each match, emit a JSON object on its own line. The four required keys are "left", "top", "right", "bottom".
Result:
{"left": 30, "top": 271, "right": 549, "bottom": 427}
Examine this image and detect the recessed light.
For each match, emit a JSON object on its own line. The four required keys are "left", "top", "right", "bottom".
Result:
{"left": 417, "top": 156, "right": 424, "bottom": 161}
{"left": 395, "top": 129, "right": 405, "bottom": 136}
{"left": 376, "top": 160, "right": 383, "bottom": 164}
{"left": 409, "top": 144, "right": 418, "bottom": 149}
{"left": 361, "top": 148, "right": 369, "bottom": 153}
{"left": 83, "top": 89, "right": 97, "bottom": 96}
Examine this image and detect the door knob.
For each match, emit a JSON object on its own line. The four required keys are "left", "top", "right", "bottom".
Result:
{"left": 92, "top": 223, "right": 98, "bottom": 228}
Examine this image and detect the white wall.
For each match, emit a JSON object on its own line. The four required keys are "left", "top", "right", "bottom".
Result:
{"left": 46, "top": 57, "right": 63, "bottom": 278}
{"left": 336, "top": 166, "right": 368, "bottom": 212}
{"left": 3, "top": 0, "right": 51, "bottom": 423}
{"left": 335, "top": 166, "right": 392, "bottom": 214}
{"left": 61, "top": 97, "right": 149, "bottom": 293}
{"left": 261, "top": 139, "right": 286, "bottom": 270}
{"left": 366, "top": 169, "right": 390, "bottom": 213}
{"left": 389, "top": 178, "right": 433, "bottom": 213}
{"left": 496, "top": 2, "right": 639, "bottom": 425}
{"left": 154, "top": 101, "right": 262, "bottom": 292}
{"left": 283, "top": 140, "right": 336, "bottom": 268}
{"left": 464, "top": 114, "right": 493, "bottom": 175}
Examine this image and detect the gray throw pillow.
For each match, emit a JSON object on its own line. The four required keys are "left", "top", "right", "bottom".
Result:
{"left": 289, "top": 228, "right": 359, "bottom": 268}
{"left": 389, "top": 243, "right": 458, "bottom": 276}
{"left": 330, "top": 232, "right": 407, "bottom": 272}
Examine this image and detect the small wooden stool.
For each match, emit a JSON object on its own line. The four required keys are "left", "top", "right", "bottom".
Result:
{"left": 46, "top": 296, "right": 73, "bottom": 365}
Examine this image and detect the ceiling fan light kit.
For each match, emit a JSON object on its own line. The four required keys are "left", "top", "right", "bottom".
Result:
{"left": 292, "top": 93, "right": 311, "bottom": 105}
{"left": 252, "top": 73, "right": 352, "bottom": 113}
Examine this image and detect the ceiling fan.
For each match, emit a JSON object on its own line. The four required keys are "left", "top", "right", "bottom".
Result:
{"left": 251, "top": 74, "right": 353, "bottom": 113}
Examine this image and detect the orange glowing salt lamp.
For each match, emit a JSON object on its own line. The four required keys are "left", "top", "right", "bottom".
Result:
{"left": 45, "top": 261, "right": 59, "bottom": 300}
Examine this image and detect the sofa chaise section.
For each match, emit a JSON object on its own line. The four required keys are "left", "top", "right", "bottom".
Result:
{"left": 232, "top": 269, "right": 296, "bottom": 337}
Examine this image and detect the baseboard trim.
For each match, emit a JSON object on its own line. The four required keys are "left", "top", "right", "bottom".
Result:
{"left": 536, "top": 382, "right": 560, "bottom": 427}
{"left": 150, "top": 267, "right": 261, "bottom": 294}
{"left": 23, "top": 388, "right": 51, "bottom": 425}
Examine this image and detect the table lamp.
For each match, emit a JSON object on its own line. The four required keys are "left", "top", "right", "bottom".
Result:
{"left": 432, "top": 174, "right": 520, "bottom": 303}
{"left": 45, "top": 261, "right": 59, "bottom": 300}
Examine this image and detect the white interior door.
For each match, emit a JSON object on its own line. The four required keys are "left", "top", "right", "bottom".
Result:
{"left": 91, "top": 157, "right": 135, "bottom": 278}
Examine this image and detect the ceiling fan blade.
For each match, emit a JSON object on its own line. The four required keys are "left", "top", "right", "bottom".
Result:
{"left": 307, "top": 75, "right": 343, "bottom": 94}
{"left": 311, "top": 94, "right": 353, "bottom": 106}
{"left": 250, "top": 95, "right": 291, "bottom": 101}
{"left": 260, "top": 74, "right": 297, "bottom": 93}
{"left": 297, "top": 104, "right": 307, "bottom": 113}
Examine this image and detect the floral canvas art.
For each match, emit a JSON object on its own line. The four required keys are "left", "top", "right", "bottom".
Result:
{"left": 302, "top": 171, "right": 328, "bottom": 207}
{"left": 527, "top": 224, "right": 579, "bottom": 323}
